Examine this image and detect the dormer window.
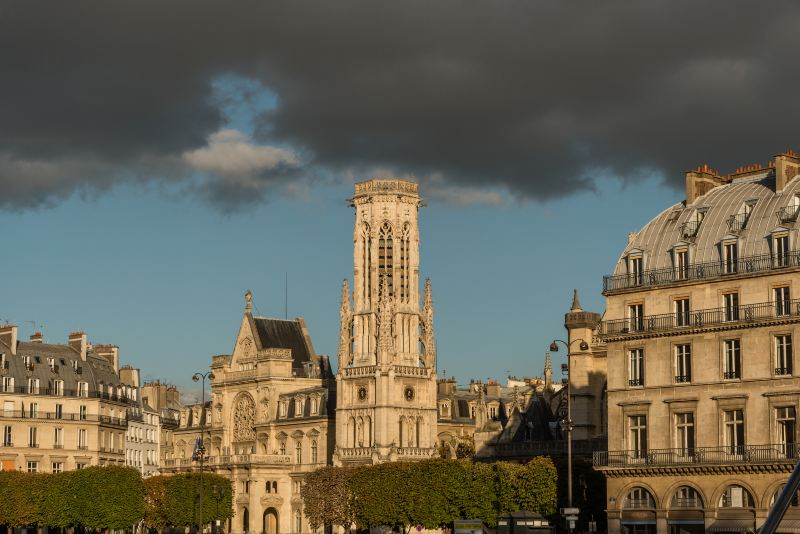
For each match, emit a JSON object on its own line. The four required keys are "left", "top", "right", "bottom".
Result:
{"left": 774, "top": 231, "right": 790, "bottom": 267}
{"left": 440, "top": 402, "right": 451, "bottom": 417}
{"left": 722, "top": 240, "right": 738, "bottom": 274}
{"left": 279, "top": 401, "right": 287, "bottom": 418}
{"left": 23, "top": 356, "right": 31, "bottom": 369}
{"left": 780, "top": 195, "right": 800, "bottom": 223}
{"left": 628, "top": 253, "right": 643, "bottom": 286}
{"left": 47, "top": 357, "right": 55, "bottom": 370}
{"left": 295, "top": 398, "right": 303, "bottom": 417}
{"left": 728, "top": 201, "right": 756, "bottom": 233}
{"left": 673, "top": 246, "right": 689, "bottom": 280}
{"left": 681, "top": 210, "right": 705, "bottom": 239}
{"left": 310, "top": 397, "right": 319, "bottom": 415}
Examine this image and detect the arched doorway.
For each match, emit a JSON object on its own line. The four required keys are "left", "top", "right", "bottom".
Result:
{"left": 263, "top": 507, "right": 279, "bottom": 534}
{"left": 242, "top": 507, "right": 249, "bottom": 534}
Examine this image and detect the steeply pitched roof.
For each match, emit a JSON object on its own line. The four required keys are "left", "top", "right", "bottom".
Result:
{"left": 252, "top": 317, "right": 316, "bottom": 372}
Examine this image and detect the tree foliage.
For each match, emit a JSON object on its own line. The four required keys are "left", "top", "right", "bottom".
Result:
{"left": 144, "top": 473, "right": 233, "bottom": 527}
{"left": 302, "top": 457, "right": 557, "bottom": 531}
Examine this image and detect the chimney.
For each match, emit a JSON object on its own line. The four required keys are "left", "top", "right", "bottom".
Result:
{"left": 486, "top": 379, "right": 501, "bottom": 397}
{"left": 29, "top": 332, "right": 43, "bottom": 343}
{"left": 119, "top": 366, "right": 140, "bottom": 388}
{"left": 68, "top": 331, "right": 88, "bottom": 361}
{"left": 685, "top": 164, "right": 726, "bottom": 204}
{"left": 94, "top": 344, "right": 119, "bottom": 373}
{"left": 775, "top": 150, "right": 800, "bottom": 192}
{"left": 0, "top": 324, "right": 18, "bottom": 356}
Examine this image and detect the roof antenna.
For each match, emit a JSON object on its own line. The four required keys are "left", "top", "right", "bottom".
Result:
{"left": 285, "top": 271, "right": 288, "bottom": 320}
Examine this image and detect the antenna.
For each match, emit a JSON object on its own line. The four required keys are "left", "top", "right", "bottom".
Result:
{"left": 285, "top": 272, "right": 288, "bottom": 319}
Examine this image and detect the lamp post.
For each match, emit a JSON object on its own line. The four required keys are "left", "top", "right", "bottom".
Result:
{"left": 193, "top": 371, "right": 215, "bottom": 534}
{"left": 549, "top": 338, "right": 589, "bottom": 531}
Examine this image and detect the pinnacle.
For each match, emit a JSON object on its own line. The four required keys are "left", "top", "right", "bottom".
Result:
{"left": 570, "top": 288, "right": 582, "bottom": 312}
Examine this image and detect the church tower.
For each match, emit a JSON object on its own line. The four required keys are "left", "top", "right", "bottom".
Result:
{"left": 334, "top": 179, "right": 438, "bottom": 464}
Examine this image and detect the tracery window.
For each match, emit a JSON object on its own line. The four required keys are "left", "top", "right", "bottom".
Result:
{"left": 362, "top": 223, "right": 372, "bottom": 305}
{"left": 379, "top": 222, "right": 394, "bottom": 297}
{"left": 400, "top": 223, "right": 411, "bottom": 303}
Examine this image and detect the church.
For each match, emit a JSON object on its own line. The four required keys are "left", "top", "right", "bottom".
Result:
{"left": 161, "top": 179, "right": 571, "bottom": 534}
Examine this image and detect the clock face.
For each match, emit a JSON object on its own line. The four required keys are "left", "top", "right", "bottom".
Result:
{"left": 404, "top": 386, "right": 414, "bottom": 401}
{"left": 357, "top": 386, "right": 368, "bottom": 401}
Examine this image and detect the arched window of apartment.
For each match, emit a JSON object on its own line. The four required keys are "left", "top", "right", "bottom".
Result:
{"left": 671, "top": 486, "right": 703, "bottom": 508}
{"left": 719, "top": 485, "right": 755, "bottom": 508}
{"left": 379, "top": 222, "right": 394, "bottom": 297}
{"left": 624, "top": 487, "right": 655, "bottom": 509}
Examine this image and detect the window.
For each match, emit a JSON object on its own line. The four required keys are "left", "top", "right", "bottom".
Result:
{"left": 76, "top": 462, "right": 87, "bottom": 470}
{"left": 675, "top": 298, "right": 690, "bottom": 327}
{"left": 53, "top": 427, "right": 63, "bottom": 448}
{"left": 777, "top": 406, "right": 796, "bottom": 456}
{"left": 3, "top": 425, "right": 11, "bottom": 446}
{"left": 3, "top": 401, "right": 12, "bottom": 418}
{"left": 628, "top": 254, "right": 643, "bottom": 286}
{"left": 2, "top": 377, "right": 14, "bottom": 393}
{"left": 628, "top": 303, "right": 644, "bottom": 332}
{"left": 675, "top": 413, "right": 695, "bottom": 456}
{"left": 672, "top": 486, "right": 702, "bottom": 508}
{"left": 776, "top": 335, "right": 793, "bottom": 375}
{"left": 295, "top": 441, "right": 302, "bottom": 464}
{"left": 723, "top": 292, "right": 740, "bottom": 322}
{"left": 400, "top": 223, "right": 411, "bottom": 302}
{"left": 54, "top": 404, "right": 62, "bottom": 419}
{"left": 723, "top": 241, "right": 738, "bottom": 273}
{"left": 27, "top": 461, "right": 38, "bottom": 473}
{"left": 675, "top": 344, "right": 691, "bottom": 383}
{"left": 29, "top": 402, "right": 39, "bottom": 418}
{"left": 624, "top": 487, "right": 654, "bottom": 509}
{"left": 279, "top": 441, "right": 286, "bottom": 455}
{"left": 675, "top": 248, "right": 689, "bottom": 280}
{"left": 628, "top": 415, "right": 647, "bottom": 458}
{"left": 23, "top": 355, "right": 31, "bottom": 368}
{"left": 78, "top": 382, "right": 88, "bottom": 397}
{"left": 311, "top": 440, "right": 318, "bottom": 464}
{"left": 719, "top": 485, "right": 755, "bottom": 508}
{"left": 47, "top": 357, "right": 55, "bottom": 370}
{"left": 29, "top": 426, "right": 38, "bottom": 447}
{"left": 724, "top": 339, "right": 741, "bottom": 379}
{"left": 78, "top": 428, "right": 87, "bottom": 449}
{"left": 279, "top": 402, "right": 287, "bottom": 418}
{"left": 79, "top": 405, "right": 87, "bottom": 420}
{"left": 71, "top": 359, "right": 78, "bottom": 371}
{"left": 489, "top": 405, "right": 497, "bottom": 418}
{"left": 776, "top": 234, "right": 790, "bottom": 267}
{"left": 295, "top": 398, "right": 303, "bottom": 417}
{"left": 311, "top": 398, "right": 318, "bottom": 415}
{"left": 52, "top": 462, "right": 63, "bottom": 474}
{"left": 53, "top": 380, "right": 64, "bottom": 396}
{"left": 293, "top": 480, "right": 301, "bottom": 494}
{"left": 628, "top": 349, "right": 644, "bottom": 387}
{"left": 776, "top": 286, "right": 792, "bottom": 317}
{"left": 379, "top": 221, "right": 394, "bottom": 296}
{"left": 27, "top": 378, "right": 39, "bottom": 394}
{"left": 724, "top": 409, "right": 745, "bottom": 454}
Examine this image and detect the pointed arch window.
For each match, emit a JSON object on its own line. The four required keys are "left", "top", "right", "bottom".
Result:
{"left": 362, "top": 223, "right": 372, "bottom": 305}
{"left": 400, "top": 223, "right": 411, "bottom": 303}
{"left": 379, "top": 222, "right": 394, "bottom": 297}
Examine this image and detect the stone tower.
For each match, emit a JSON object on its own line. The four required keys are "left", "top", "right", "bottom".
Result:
{"left": 334, "top": 179, "right": 438, "bottom": 464}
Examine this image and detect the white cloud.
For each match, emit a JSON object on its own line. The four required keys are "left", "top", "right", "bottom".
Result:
{"left": 183, "top": 129, "right": 299, "bottom": 177}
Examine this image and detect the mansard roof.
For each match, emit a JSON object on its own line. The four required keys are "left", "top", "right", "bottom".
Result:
{"left": 251, "top": 316, "right": 316, "bottom": 370}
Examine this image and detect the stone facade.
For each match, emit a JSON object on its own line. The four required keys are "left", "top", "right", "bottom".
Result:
{"left": 0, "top": 327, "right": 138, "bottom": 472}
{"left": 595, "top": 151, "right": 800, "bottom": 533}
{"left": 120, "top": 366, "right": 161, "bottom": 477}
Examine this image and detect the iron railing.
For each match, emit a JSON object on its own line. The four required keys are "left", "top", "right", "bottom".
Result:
{"left": 594, "top": 444, "right": 799, "bottom": 467}
{"left": 0, "top": 385, "right": 137, "bottom": 405}
{"left": 0, "top": 410, "right": 124, "bottom": 424}
{"left": 599, "top": 298, "right": 800, "bottom": 337}
{"left": 603, "top": 250, "right": 800, "bottom": 294}
{"left": 727, "top": 213, "right": 750, "bottom": 233}
{"left": 779, "top": 205, "right": 800, "bottom": 224}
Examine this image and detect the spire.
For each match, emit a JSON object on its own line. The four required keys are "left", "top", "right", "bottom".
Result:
{"left": 544, "top": 351, "right": 553, "bottom": 391}
{"left": 338, "top": 279, "right": 352, "bottom": 365}
{"left": 424, "top": 278, "right": 433, "bottom": 310}
{"left": 570, "top": 288, "right": 582, "bottom": 312}
{"left": 422, "top": 278, "right": 436, "bottom": 368}
{"left": 245, "top": 290, "right": 252, "bottom": 313}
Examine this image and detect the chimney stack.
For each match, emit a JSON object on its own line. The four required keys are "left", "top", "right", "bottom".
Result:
{"left": 29, "top": 332, "right": 43, "bottom": 343}
{"left": 68, "top": 331, "right": 88, "bottom": 361}
{"left": 94, "top": 345, "right": 119, "bottom": 373}
{"left": 0, "top": 324, "right": 18, "bottom": 356}
{"left": 686, "top": 164, "right": 726, "bottom": 205}
{"left": 774, "top": 150, "right": 800, "bottom": 192}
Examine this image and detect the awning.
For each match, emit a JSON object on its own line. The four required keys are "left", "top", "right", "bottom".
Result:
{"left": 708, "top": 519, "right": 755, "bottom": 532}
{"left": 777, "top": 519, "right": 800, "bottom": 533}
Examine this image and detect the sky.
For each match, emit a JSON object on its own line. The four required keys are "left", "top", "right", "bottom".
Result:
{"left": 1, "top": 0, "right": 798, "bottom": 396}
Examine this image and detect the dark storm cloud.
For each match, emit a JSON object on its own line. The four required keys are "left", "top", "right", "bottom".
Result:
{"left": 1, "top": 0, "right": 799, "bottom": 210}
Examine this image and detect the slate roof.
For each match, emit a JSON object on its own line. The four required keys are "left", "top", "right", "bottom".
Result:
{"left": 252, "top": 317, "right": 316, "bottom": 373}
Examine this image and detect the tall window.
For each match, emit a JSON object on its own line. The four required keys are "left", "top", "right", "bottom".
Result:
{"left": 53, "top": 380, "right": 64, "bottom": 396}
{"left": 776, "top": 234, "right": 790, "bottom": 267}
{"left": 675, "top": 413, "right": 695, "bottom": 456}
{"left": 675, "top": 344, "right": 692, "bottom": 383}
{"left": 279, "top": 402, "right": 287, "bottom": 418}
{"left": 629, "top": 349, "right": 644, "bottom": 387}
{"left": 361, "top": 223, "right": 372, "bottom": 305}
{"left": 776, "top": 335, "right": 793, "bottom": 375}
{"left": 724, "top": 339, "right": 741, "bottom": 379}
{"left": 78, "top": 428, "right": 87, "bottom": 449}
{"left": 27, "top": 378, "right": 39, "bottom": 394}
{"left": 723, "top": 241, "right": 738, "bottom": 273}
{"left": 628, "top": 254, "right": 643, "bottom": 286}
{"left": 53, "top": 428, "right": 63, "bottom": 448}
{"left": 2, "top": 377, "right": 14, "bottom": 393}
{"left": 628, "top": 303, "right": 644, "bottom": 332}
{"left": 777, "top": 406, "right": 797, "bottom": 456}
{"left": 675, "top": 248, "right": 689, "bottom": 280}
{"left": 724, "top": 409, "right": 745, "bottom": 454}
{"left": 311, "top": 440, "right": 318, "bottom": 464}
{"left": 675, "top": 298, "right": 690, "bottom": 327}
{"left": 29, "top": 426, "right": 38, "bottom": 447}
{"left": 3, "top": 425, "right": 11, "bottom": 446}
{"left": 724, "top": 292, "right": 740, "bottom": 322}
{"left": 776, "top": 286, "right": 791, "bottom": 317}
{"left": 295, "top": 441, "right": 302, "bottom": 464}
{"left": 78, "top": 382, "right": 88, "bottom": 397}
{"left": 280, "top": 441, "right": 286, "bottom": 455}
{"left": 379, "top": 221, "right": 394, "bottom": 297}
{"left": 29, "top": 402, "right": 39, "bottom": 418}
{"left": 628, "top": 415, "right": 647, "bottom": 458}
{"left": 399, "top": 223, "right": 411, "bottom": 303}
{"left": 310, "top": 398, "right": 318, "bottom": 415}
{"left": 54, "top": 404, "right": 62, "bottom": 419}
{"left": 79, "top": 405, "right": 87, "bottom": 420}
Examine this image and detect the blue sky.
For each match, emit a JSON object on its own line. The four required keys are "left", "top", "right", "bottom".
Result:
{"left": 0, "top": 174, "right": 680, "bottom": 396}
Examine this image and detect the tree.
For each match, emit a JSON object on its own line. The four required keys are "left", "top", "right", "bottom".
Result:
{"left": 301, "top": 466, "right": 355, "bottom": 531}
{"left": 145, "top": 473, "right": 233, "bottom": 528}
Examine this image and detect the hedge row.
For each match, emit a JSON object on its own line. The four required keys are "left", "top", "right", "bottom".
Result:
{"left": 0, "top": 467, "right": 232, "bottom": 529}
{"left": 301, "top": 457, "right": 558, "bottom": 531}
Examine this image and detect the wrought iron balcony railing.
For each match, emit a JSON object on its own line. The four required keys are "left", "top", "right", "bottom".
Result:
{"left": 603, "top": 250, "right": 800, "bottom": 294}
{"left": 674, "top": 375, "right": 691, "bottom": 383}
{"left": 594, "top": 444, "right": 799, "bottom": 467}
{"left": 599, "top": 298, "right": 800, "bottom": 338}
{"left": 779, "top": 205, "right": 800, "bottom": 224}
{"left": 727, "top": 213, "right": 750, "bottom": 234}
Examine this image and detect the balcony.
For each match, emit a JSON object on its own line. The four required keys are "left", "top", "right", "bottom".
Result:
{"left": 674, "top": 375, "right": 691, "bottom": 383}
{"left": 726, "top": 213, "right": 750, "bottom": 234}
{"left": 599, "top": 298, "right": 800, "bottom": 339}
{"left": 779, "top": 205, "right": 800, "bottom": 224}
{"left": 680, "top": 220, "right": 701, "bottom": 239}
{"left": 594, "top": 444, "right": 798, "bottom": 469}
{"left": 603, "top": 250, "right": 800, "bottom": 294}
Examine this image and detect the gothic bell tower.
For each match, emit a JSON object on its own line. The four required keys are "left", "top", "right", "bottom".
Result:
{"left": 334, "top": 179, "right": 438, "bottom": 465}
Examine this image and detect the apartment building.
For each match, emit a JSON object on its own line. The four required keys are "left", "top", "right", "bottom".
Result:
{"left": 594, "top": 151, "right": 800, "bottom": 533}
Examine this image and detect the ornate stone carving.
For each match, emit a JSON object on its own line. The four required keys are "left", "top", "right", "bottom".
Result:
{"left": 239, "top": 336, "right": 254, "bottom": 360}
{"left": 422, "top": 278, "right": 436, "bottom": 367}
{"left": 377, "top": 275, "right": 394, "bottom": 356}
{"left": 338, "top": 278, "right": 352, "bottom": 365}
{"left": 233, "top": 394, "right": 256, "bottom": 442}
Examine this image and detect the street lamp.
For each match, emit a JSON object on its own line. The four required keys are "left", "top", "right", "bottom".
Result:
{"left": 193, "top": 371, "right": 215, "bottom": 534}
{"left": 549, "top": 338, "right": 589, "bottom": 531}
{"left": 212, "top": 484, "right": 227, "bottom": 534}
